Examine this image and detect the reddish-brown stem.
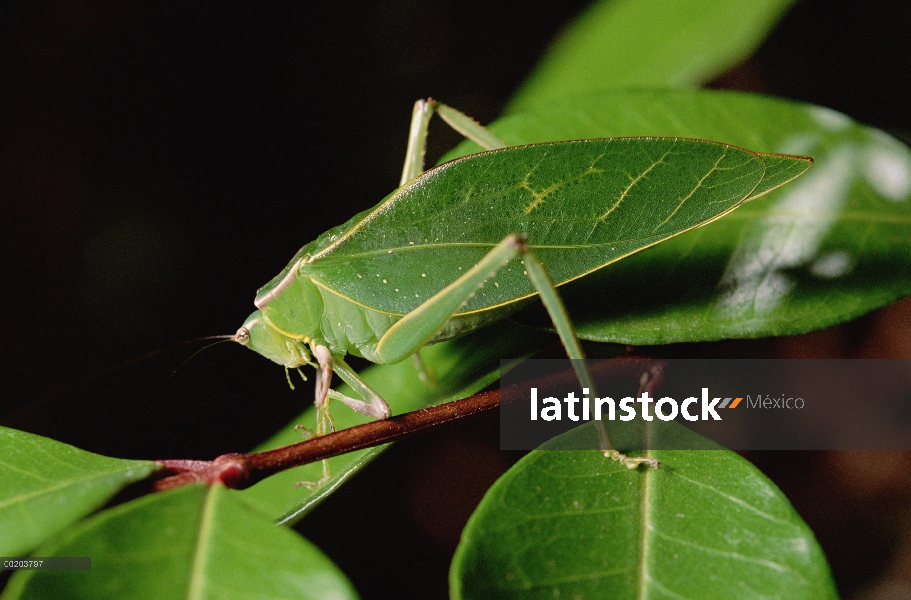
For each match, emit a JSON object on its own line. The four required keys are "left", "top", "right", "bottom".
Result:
{"left": 151, "top": 356, "right": 666, "bottom": 492}
{"left": 152, "top": 390, "right": 501, "bottom": 491}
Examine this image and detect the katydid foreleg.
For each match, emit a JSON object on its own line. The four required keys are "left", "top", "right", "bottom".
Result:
{"left": 300, "top": 346, "right": 390, "bottom": 487}
{"left": 312, "top": 345, "right": 336, "bottom": 435}
{"left": 307, "top": 345, "right": 392, "bottom": 435}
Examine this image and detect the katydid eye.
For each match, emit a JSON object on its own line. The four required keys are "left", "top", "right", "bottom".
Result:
{"left": 235, "top": 327, "right": 251, "bottom": 345}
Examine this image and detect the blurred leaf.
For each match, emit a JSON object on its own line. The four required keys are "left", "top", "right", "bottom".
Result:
{"left": 2, "top": 485, "right": 358, "bottom": 600}
{"left": 509, "top": 0, "right": 796, "bottom": 111}
{"left": 451, "top": 422, "right": 837, "bottom": 599}
{"left": 0, "top": 426, "right": 156, "bottom": 557}
{"left": 446, "top": 89, "right": 911, "bottom": 343}
{"left": 238, "top": 320, "right": 544, "bottom": 523}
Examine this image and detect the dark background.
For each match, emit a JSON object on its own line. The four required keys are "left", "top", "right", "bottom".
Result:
{"left": 2, "top": 1, "right": 910, "bottom": 598}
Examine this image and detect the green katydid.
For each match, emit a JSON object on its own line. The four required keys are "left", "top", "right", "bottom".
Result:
{"left": 232, "top": 99, "right": 811, "bottom": 468}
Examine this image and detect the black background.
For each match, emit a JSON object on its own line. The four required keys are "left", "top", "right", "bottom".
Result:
{"left": 2, "top": 1, "right": 911, "bottom": 598}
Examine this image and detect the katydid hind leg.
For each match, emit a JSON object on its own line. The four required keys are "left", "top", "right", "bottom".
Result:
{"left": 376, "top": 234, "right": 584, "bottom": 371}
{"left": 400, "top": 100, "right": 435, "bottom": 186}
{"left": 377, "top": 233, "right": 656, "bottom": 469}
{"left": 435, "top": 103, "right": 506, "bottom": 152}
{"left": 376, "top": 235, "right": 525, "bottom": 365}
{"left": 516, "top": 244, "right": 612, "bottom": 457}
{"left": 519, "top": 248, "right": 593, "bottom": 386}
{"left": 399, "top": 99, "right": 506, "bottom": 186}
{"left": 519, "top": 242, "right": 658, "bottom": 470}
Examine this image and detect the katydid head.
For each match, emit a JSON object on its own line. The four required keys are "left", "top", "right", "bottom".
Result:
{"left": 235, "top": 310, "right": 311, "bottom": 368}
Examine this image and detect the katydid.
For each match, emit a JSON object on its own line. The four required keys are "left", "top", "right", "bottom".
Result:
{"left": 233, "top": 99, "right": 811, "bottom": 468}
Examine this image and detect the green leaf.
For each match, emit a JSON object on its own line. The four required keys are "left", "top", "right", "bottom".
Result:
{"left": 2, "top": 484, "right": 358, "bottom": 600}
{"left": 509, "top": 0, "right": 797, "bottom": 111}
{"left": 0, "top": 426, "right": 157, "bottom": 557}
{"left": 451, "top": 422, "right": 838, "bottom": 599}
{"left": 238, "top": 320, "right": 544, "bottom": 523}
{"left": 446, "top": 89, "right": 911, "bottom": 343}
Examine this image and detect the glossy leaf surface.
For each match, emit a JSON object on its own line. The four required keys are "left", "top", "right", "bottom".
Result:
{"left": 0, "top": 426, "right": 156, "bottom": 556}
{"left": 509, "top": 0, "right": 796, "bottom": 111}
{"left": 281, "top": 138, "right": 802, "bottom": 319}
{"left": 451, "top": 422, "right": 837, "bottom": 599}
{"left": 446, "top": 90, "right": 911, "bottom": 343}
{"left": 2, "top": 484, "right": 358, "bottom": 600}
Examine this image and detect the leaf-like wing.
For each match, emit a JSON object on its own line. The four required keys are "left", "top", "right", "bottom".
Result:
{"left": 303, "top": 138, "right": 778, "bottom": 317}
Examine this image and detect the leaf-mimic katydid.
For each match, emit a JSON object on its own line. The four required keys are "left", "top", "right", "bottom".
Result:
{"left": 232, "top": 100, "right": 811, "bottom": 468}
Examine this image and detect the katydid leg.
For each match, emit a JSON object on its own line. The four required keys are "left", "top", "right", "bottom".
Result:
{"left": 399, "top": 99, "right": 506, "bottom": 185}
{"left": 376, "top": 233, "right": 657, "bottom": 469}
{"left": 291, "top": 424, "right": 332, "bottom": 489}
{"left": 411, "top": 349, "right": 438, "bottom": 387}
{"left": 312, "top": 343, "right": 391, "bottom": 421}
{"left": 398, "top": 99, "right": 508, "bottom": 384}
{"left": 520, "top": 248, "right": 658, "bottom": 469}
{"left": 330, "top": 354, "right": 391, "bottom": 419}
{"left": 519, "top": 248, "right": 593, "bottom": 391}
{"left": 435, "top": 103, "right": 507, "bottom": 152}
{"left": 312, "top": 344, "right": 337, "bottom": 435}
{"left": 376, "top": 235, "right": 524, "bottom": 365}
{"left": 517, "top": 243, "right": 649, "bottom": 468}
{"left": 400, "top": 100, "right": 435, "bottom": 186}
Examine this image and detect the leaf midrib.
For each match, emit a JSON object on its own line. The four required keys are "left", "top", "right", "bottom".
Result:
{"left": 0, "top": 464, "right": 152, "bottom": 511}
{"left": 186, "top": 486, "right": 219, "bottom": 600}
{"left": 637, "top": 454, "right": 654, "bottom": 600}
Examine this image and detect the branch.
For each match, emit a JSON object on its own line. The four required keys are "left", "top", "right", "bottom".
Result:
{"left": 152, "top": 389, "right": 500, "bottom": 491}
{"left": 151, "top": 356, "right": 665, "bottom": 491}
